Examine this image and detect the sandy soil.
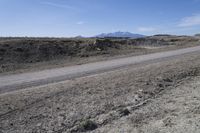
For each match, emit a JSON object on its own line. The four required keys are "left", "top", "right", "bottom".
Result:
{"left": 0, "top": 52, "right": 200, "bottom": 133}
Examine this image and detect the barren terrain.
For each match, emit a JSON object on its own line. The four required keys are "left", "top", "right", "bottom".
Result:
{"left": 2, "top": 1, "right": 200, "bottom": 132}
{"left": 0, "top": 36, "right": 199, "bottom": 74}
{"left": 1, "top": 46, "right": 200, "bottom": 94}
{"left": 1, "top": 49, "right": 200, "bottom": 132}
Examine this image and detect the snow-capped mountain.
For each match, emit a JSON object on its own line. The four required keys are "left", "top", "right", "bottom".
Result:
{"left": 95, "top": 31, "right": 145, "bottom": 38}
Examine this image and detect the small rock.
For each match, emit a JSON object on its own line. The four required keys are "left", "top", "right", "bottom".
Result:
{"left": 119, "top": 108, "right": 131, "bottom": 116}
{"left": 158, "top": 83, "right": 164, "bottom": 88}
{"left": 163, "top": 78, "right": 173, "bottom": 82}
{"left": 79, "top": 120, "right": 98, "bottom": 132}
{"left": 36, "top": 123, "right": 42, "bottom": 127}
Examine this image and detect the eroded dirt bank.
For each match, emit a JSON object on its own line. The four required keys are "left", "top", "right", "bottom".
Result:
{"left": 1, "top": 52, "right": 200, "bottom": 133}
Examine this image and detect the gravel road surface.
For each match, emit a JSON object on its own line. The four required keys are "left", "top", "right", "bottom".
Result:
{"left": 1, "top": 46, "right": 200, "bottom": 94}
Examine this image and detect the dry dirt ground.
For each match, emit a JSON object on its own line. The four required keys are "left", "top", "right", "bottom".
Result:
{"left": 0, "top": 36, "right": 199, "bottom": 75}
{"left": 1, "top": 52, "right": 200, "bottom": 133}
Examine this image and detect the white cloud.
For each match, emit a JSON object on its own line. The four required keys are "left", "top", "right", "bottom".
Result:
{"left": 41, "top": 1, "right": 75, "bottom": 10}
{"left": 178, "top": 14, "right": 200, "bottom": 27}
{"left": 76, "top": 21, "right": 85, "bottom": 25}
{"left": 137, "top": 27, "right": 156, "bottom": 32}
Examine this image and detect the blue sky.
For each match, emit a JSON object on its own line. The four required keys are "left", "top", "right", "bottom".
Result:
{"left": 1, "top": 0, "right": 200, "bottom": 37}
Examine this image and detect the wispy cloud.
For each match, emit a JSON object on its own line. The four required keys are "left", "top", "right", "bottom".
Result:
{"left": 41, "top": 1, "right": 75, "bottom": 10}
{"left": 178, "top": 14, "right": 200, "bottom": 27}
{"left": 137, "top": 27, "right": 156, "bottom": 32}
{"left": 76, "top": 21, "right": 85, "bottom": 25}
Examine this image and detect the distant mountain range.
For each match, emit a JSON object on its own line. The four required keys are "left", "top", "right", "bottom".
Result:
{"left": 95, "top": 31, "right": 145, "bottom": 38}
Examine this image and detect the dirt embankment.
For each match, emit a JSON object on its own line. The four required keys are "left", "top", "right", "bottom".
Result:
{"left": 0, "top": 36, "right": 199, "bottom": 73}
{"left": 1, "top": 51, "right": 200, "bottom": 132}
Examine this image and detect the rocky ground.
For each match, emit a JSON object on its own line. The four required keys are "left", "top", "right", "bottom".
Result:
{"left": 0, "top": 36, "right": 199, "bottom": 74}
{"left": 0, "top": 51, "right": 200, "bottom": 133}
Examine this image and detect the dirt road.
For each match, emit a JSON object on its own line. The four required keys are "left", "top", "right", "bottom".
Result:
{"left": 1, "top": 48, "right": 200, "bottom": 132}
{"left": 1, "top": 46, "right": 200, "bottom": 94}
